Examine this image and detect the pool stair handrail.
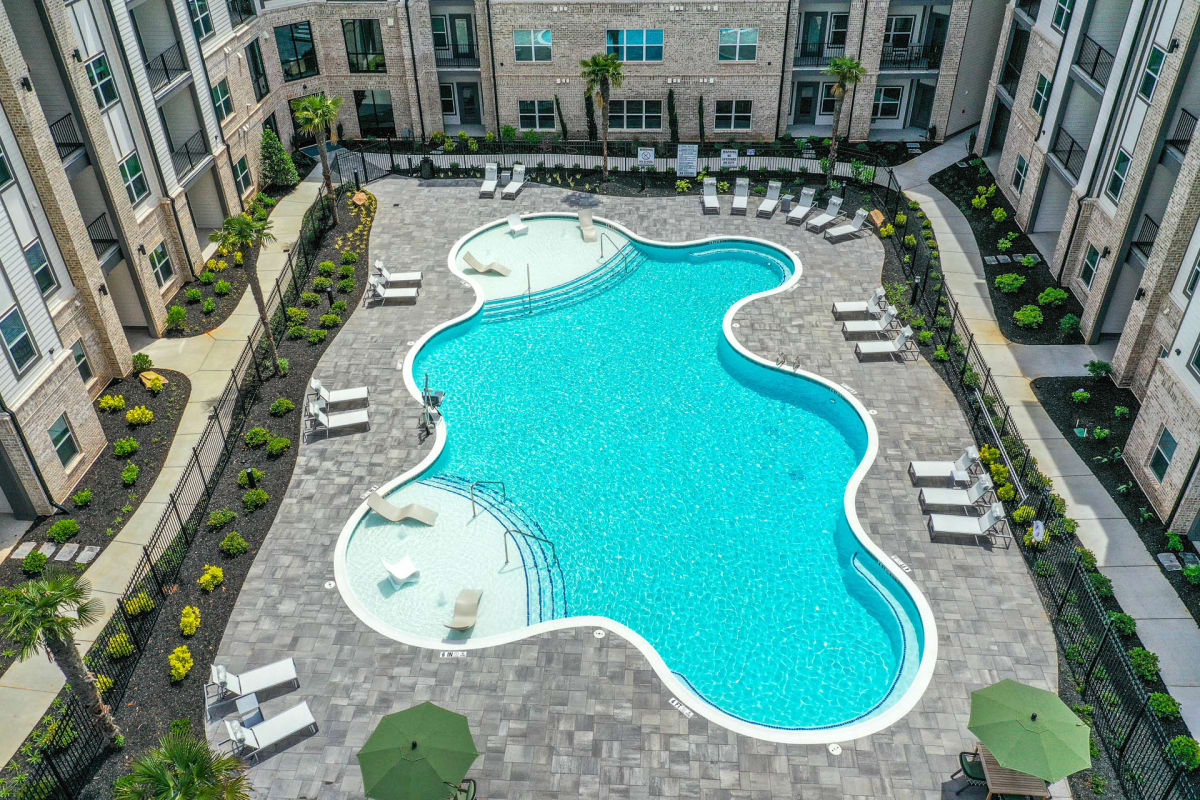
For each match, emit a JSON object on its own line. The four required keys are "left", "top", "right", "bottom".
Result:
{"left": 599, "top": 230, "right": 621, "bottom": 260}
{"left": 469, "top": 479, "right": 507, "bottom": 517}
{"left": 502, "top": 527, "right": 558, "bottom": 568}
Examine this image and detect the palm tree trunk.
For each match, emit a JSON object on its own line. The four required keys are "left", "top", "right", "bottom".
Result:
{"left": 44, "top": 635, "right": 121, "bottom": 748}
{"left": 318, "top": 133, "right": 339, "bottom": 226}
{"left": 600, "top": 84, "right": 610, "bottom": 181}
{"left": 247, "top": 252, "right": 282, "bottom": 372}
{"left": 828, "top": 92, "right": 844, "bottom": 187}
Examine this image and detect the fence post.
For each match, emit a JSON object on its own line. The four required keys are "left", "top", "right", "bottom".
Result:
{"left": 191, "top": 447, "right": 211, "bottom": 499}
{"left": 1057, "top": 558, "right": 1081, "bottom": 615}
{"left": 143, "top": 545, "right": 165, "bottom": 596}
{"left": 387, "top": 135, "right": 395, "bottom": 172}
{"left": 248, "top": 335, "right": 263, "bottom": 384}
{"left": 959, "top": 333, "right": 975, "bottom": 380}
{"left": 170, "top": 492, "right": 188, "bottom": 541}
{"left": 1118, "top": 696, "right": 1151, "bottom": 763}
{"left": 361, "top": 151, "right": 368, "bottom": 182}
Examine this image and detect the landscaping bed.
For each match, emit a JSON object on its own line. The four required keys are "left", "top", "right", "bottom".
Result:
{"left": 929, "top": 159, "right": 1084, "bottom": 345}
{"left": 0, "top": 368, "right": 189, "bottom": 675}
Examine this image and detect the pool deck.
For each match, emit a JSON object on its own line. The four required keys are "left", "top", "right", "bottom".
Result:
{"left": 208, "top": 177, "right": 1062, "bottom": 799}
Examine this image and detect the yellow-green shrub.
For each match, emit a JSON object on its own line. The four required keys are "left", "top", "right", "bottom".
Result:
{"left": 198, "top": 564, "right": 224, "bottom": 592}
{"left": 106, "top": 633, "right": 134, "bottom": 659}
{"left": 180, "top": 606, "right": 200, "bottom": 637}
{"left": 169, "top": 645, "right": 194, "bottom": 681}
{"left": 123, "top": 591, "right": 155, "bottom": 616}
{"left": 98, "top": 394, "right": 126, "bottom": 412}
{"left": 125, "top": 406, "right": 154, "bottom": 425}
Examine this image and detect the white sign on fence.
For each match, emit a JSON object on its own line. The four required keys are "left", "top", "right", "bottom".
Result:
{"left": 637, "top": 147, "right": 655, "bottom": 168}
{"left": 720, "top": 148, "right": 738, "bottom": 168}
{"left": 676, "top": 144, "right": 699, "bottom": 177}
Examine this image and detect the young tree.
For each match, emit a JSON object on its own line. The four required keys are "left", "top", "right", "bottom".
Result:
{"left": 580, "top": 53, "right": 624, "bottom": 180}
{"left": 260, "top": 128, "right": 299, "bottom": 188}
{"left": 667, "top": 88, "right": 679, "bottom": 143}
{"left": 822, "top": 56, "right": 866, "bottom": 183}
{"left": 0, "top": 569, "right": 121, "bottom": 748}
{"left": 292, "top": 94, "right": 344, "bottom": 223}
{"left": 211, "top": 215, "right": 281, "bottom": 373}
{"left": 113, "top": 732, "right": 251, "bottom": 800}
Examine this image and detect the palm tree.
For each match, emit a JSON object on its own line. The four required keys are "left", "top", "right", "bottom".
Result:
{"left": 211, "top": 214, "right": 281, "bottom": 372}
{"left": 113, "top": 731, "right": 250, "bottom": 800}
{"left": 292, "top": 94, "right": 344, "bottom": 223}
{"left": 822, "top": 56, "right": 866, "bottom": 184}
{"left": 0, "top": 569, "right": 121, "bottom": 748}
{"left": 580, "top": 53, "right": 624, "bottom": 181}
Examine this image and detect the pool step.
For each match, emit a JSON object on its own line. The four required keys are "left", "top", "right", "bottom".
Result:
{"left": 481, "top": 243, "right": 646, "bottom": 323}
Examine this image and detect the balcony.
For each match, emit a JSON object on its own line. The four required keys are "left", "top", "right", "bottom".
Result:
{"left": 999, "top": 61, "right": 1021, "bottom": 98}
{"left": 226, "top": 0, "right": 255, "bottom": 28}
{"left": 1075, "top": 35, "right": 1115, "bottom": 87}
{"left": 793, "top": 41, "right": 846, "bottom": 68}
{"left": 1132, "top": 215, "right": 1159, "bottom": 258}
{"left": 145, "top": 42, "right": 188, "bottom": 92}
{"left": 48, "top": 113, "right": 84, "bottom": 160}
{"left": 169, "top": 130, "right": 208, "bottom": 178}
{"left": 880, "top": 43, "right": 944, "bottom": 70}
{"left": 1166, "top": 109, "right": 1197, "bottom": 154}
{"left": 1015, "top": 0, "right": 1041, "bottom": 20}
{"left": 435, "top": 48, "right": 480, "bottom": 69}
{"left": 1051, "top": 126, "right": 1086, "bottom": 180}
{"left": 85, "top": 213, "right": 118, "bottom": 259}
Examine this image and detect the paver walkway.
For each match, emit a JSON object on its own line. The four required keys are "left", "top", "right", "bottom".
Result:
{"left": 899, "top": 131, "right": 1200, "bottom": 736}
{"left": 0, "top": 170, "right": 321, "bottom": 768}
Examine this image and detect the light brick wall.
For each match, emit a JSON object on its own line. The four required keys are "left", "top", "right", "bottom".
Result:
{"left": 928, "top": 0, "right": 971, "bottom": 140}
{"left": 991, "top": 26, "right": 1057, "bottom": 227}
{"left": 1123, "top": 364, "right": 1200, "bottom": 526}
{"left": 972, "top": 6, "right": 1012, "bottom": 157}
{"left": 847, "top": 0, "right": 885, "bottom": 142}
{"left": 0, "top": 415, "right": 53, "bottom": 516}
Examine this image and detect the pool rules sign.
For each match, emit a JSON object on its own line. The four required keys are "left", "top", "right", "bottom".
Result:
{"left": 676, "top": 144, "right": 699, "bottom": 177}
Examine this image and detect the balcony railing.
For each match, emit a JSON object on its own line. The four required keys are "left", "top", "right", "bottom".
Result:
{"left": 880, "top": 43, "right": 944, "bottom": 70}
{"left": 226, "top": 0, "right": 255, "bottom": 27}
{"left": 145, "top": 42, "right": 188, "bottom": 92}
{"left": 793, "top": 41, "right": 846, "bottom": 67}
{"left": 48, "top": 113, "right": 84, "bottom": 160}
{"left": 85, "top": 213, "right": 118, "bottom": 258}
{"left": 1051, "top": 126, "right": 1086, "bottom": 180}
{"left": 999, "top": 61, "right": 1021, "bottom": 97}
{"left": 434, "top": 48, "right": 480, "bottom": 68}
{"left": 1015, "top": 0, "right": 1041, "bottom": 20}
{"left": 169, "top": 130, "right": 208, "bottom": 177}
{"left": 1076, "top": 34, "right": 1115, "bottom": 86}
{"left": 1133, "top": 215, "right": 1159, "bottom": 258}
{"left": 1167, "top": 109, "right": 1197, "bottom": 154}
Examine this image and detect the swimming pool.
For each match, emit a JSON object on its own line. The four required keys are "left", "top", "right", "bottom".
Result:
{"left": 335, "top": 214, "right": 935, "bottom": 741}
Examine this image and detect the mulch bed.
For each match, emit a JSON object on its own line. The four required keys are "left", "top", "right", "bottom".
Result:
{"left": 74, "top": 190, "right": 376, "bottom": 798}
{"left": 929, "top": 160, "right": 1084, "bottom": 345}
{"left": 0, "top": 370, "right": 190, "bottom": 674}
{"left": 1032, "top": 376, "right": 1200, "bottom": 629}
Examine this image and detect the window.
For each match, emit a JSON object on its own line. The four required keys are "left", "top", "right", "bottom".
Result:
{"left": 262, "top": 112, "right": 278, "bottom": 137}
{"left": 1106, "top": 149, "right": 1131, "bottom": 201}
{"left": 872, "top": 86, "right": 903, "bottom": 119}
{"left": 715, "top": 99, "right": 752, "bottom": 130}
{"left": 1080, "top": 243, "right": 1100, "bottom": 288}
{"left": 211, "top": 79, "right": 233, "bottom": 122}
{"left": 819, "top": 83, "right": 836, "bottom": 115}
{"left": 274, "top": 22, "right": 319, "bottom": 81}
{"left": 439, "top": 84, "right": 456, "bottom": 115}
{"left": 0, "top": 142, "right": 10, "bottom": 186}
{"left": 514, "top": 29, "right": 551, "bottom": 62}
{"left": 518, "top": 99, "right": 554, "bottom": 129}
{"left": 0, "top": 307, "right": 35, "bottom": 373}
{"left": 1012, "top": 154, "right": 1029, "bottom": 194}
{"left": 1139, "top": 46, "right": 1166, "bottom": 102}
{"left": 343, "top": 19, "right": 385, "bottom": 73}
{"left": 884, "top": 16, "right": 914, "bottom": 49}
{"left": 829, "top": 13, "right": 849, "bottom": 46}
{"left": 1052, "top": 0, "right": 1074, "bottom": 31}
{"left": 1192, "top": 340, "right": 1200, "bottom": 377}
{"left": 609, "top": 100, "right": 662, "bottom": 130}
{"left": 233, "top": 156, "right": 251, "bottom": 194}
{"left": 1031, "top": 73, "right": 1051, "bottom": 116}
{"left": 1185, "top": 255, "right": 1200, "bottom": 296}
{"left": 430, "top": 16, "right": 448, "bottom": 49}
{"left": 148, "top": 242, "right": 174, "bottom": 287}
{"left": 718, "top": 28, "right": 757, "bottom": 61}
{"left": 606, "top": 29, "right": 663, "bottom": 62}
{"left": 85, "top": 54, "right": 118, "bottom": 109}
{"left": 48, "top": 415, "right": 78, "bottom": 468}
{"left": 246, "top": 40, "right": 269, "bottom": 102}
{"left": 23, "top": 240, "right": 56, "bottom": 296}
{"left": 187, "top": 0, "right": 213, "bottom": 39}
{"left": 354, "top": 89, "right": 395, "bottom": 137}
{"left": 71, "top": 340, "right": 92, "bottom": 384}
{"left": 1150, "top": 428, "right": 1177, "bottom": 481}
{"left": 119, "top": 152, "right": 149, "bottom": 204}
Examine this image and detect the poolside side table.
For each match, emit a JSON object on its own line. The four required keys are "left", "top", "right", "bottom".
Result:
{"left": 780, "top": 194, "right": 794, "bottom": 212}
{"left": 977, "top": 743, "right": 1050, "bottom": 800}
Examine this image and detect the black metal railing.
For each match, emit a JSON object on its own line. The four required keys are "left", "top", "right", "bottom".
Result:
{"left": 1076, "top": 34, "right": 1115, "bottom": 86}
{"left": 85, "top": 212, "right": 118, "bottom": 258}
{"left": 144, "top": 42, "right": 188, "bottom": 91}
{"left": 169, "top": 130, "right": 208, "bottom": 177}
{"left": 1051, "top": 126, "right": 1087, "bottom": 180}
{"left": 880, "top": 43, "right": 944, "bottom": 70}
{"left": 793, "top": 41, "right": 846, "bottom": 67}
{"left": 1166, "top": 108, "right": 1197, "bottom": 154}
{"left": 226, "top": 0, "right": 255, "bottom": 27}
{"left": 434, "top": 47, "right": 479, "bottom": 68}
{"left": 48, "top": 113, "right": 84, "bottom": 159}
{"left": 1133, "top": 215, "right": 1160, "bottom": 257}
{"left": 1015, "top": 0, "right": 1041, "bottom": 20}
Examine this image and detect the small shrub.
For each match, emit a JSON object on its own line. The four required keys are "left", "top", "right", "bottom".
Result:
{"left": 1012, "top": 505, "right": 1035, "bottom": 524}
{"left": 1037, "top": 287, "right": 1069, "bottom": 307}
{"left": 198, "top": 564, "right": 224, "bottom": 592}
{"left": 234, "top": 251, "right": 245, "bottom": 266}
{"left": 317, "top": 260, "right": 336, "bottom": 276}
{"left": 112, "top": 436, "right": 139, "bottom": 457}
{"left": 1129, "top": 647, "right": 1160, "bottom": 681}
{"left": 123, "top": 591, "right": 154, "bottom": 616}
{"left": 903, "top": 234, "right": 917, "bottom": 249}
{"left": 1087, "top": 360, "right": 1114, "bottom": 378}
{"left": 266, "top": 436, "right": 291, "bottom": 457}
{"left": 307, "top": 328, "right": 328, "bottom": 345}
{"left": 1149, "top": 692, "right": 1182, "bottom": 720}
{"left": 237, "top": 467, "right": 264, "bottom": 488}
{"left": 933, "top": 345, "right": 949, "bottom": 362}
{"left": 341, "top": 251, "right": 359, "bottom": 265}
{"left": 963, "top": 367, "right": 981, "bottom": 389}
{"left": 878, "top": 223, "right": 895, "bottom": 238}
{"left": 1093, "top": 427, "right": 1110, "bottom": 440}
{"left": 286, "top": 324, "right": 308, "bottom": 340}
{"left": 1166, "top": 736, "right": 1200, "bottom": 771}
{"left": 1108, "top": 612, "right": 1136, "bottom": 636}
{"left": 131, "top": 353, "right": 152, "bottom": 372}
{"left": 48, "top": 519, "right": 80, "bottom": 543}
{"left": 989, "top": 463, "right": 1010, "bottom": 484}
{"left": 121, "top": 461, "right": 139, "bottom": 486}
{"left": 1013, "top": 305, "right": 1044, "bottom": 328}
{"left": 72, "top": 488, "right": 93, "bottom": 508}
{"left": 198, "top": 270, "right": 215, "bottom": 285}
{"left": 312, "top": 277, "right": 333, "bottom": 292}
{"left": 276, "top": 357, "right": 289, "bottom": 375}
{"left": 994, "top": 273, "right": 1026, "bottom": 294}
{"left": 125, "top": 406, "right": 154, "bottom": 425}
{"left": 299, "top": 291, "right": 321, "bottom": 307}
{"left": 1060, "top": 314, "right": 1081, "bottom": 335}
{"left": 1071, "top": 389, "right": 1091, "bottom": 404}
{"left": 991, "top": 207, "right": 1008, "bottom": 223}
{"left": 202, "top": 298, "right": 216, "bottom": 314}
{"left": 1114, "top": 405, "right": 1131, "bottom": 419}
{"left": 286, "top": 307, "right": 307, "bottom": 324}
{"left": 242, "top": 488, "right": 269, "bottom": 511}
{"left": 95, "top": 674, "right": 113, "bottom": 694}
{"left": 145, "top": 374, "right": 164, "bottom": 394}
{"left": 1088, "top": 572, "right": 1113, "bottom": 596}
{"left": 917, "top": 330, "right": 933, "bottom": 344}
{"left": 180, "top": 606, "right": 201, "bottom": 637}
{"left": 996, "top": 483, "right": 1015, "bottom": 501}
{"left": 331, "top": 300, "right": 348, "bottom": 314}
{"left": 997, "top": 237, "right": 1013, "bottom": 252}
{"left": 319, "top": 313, "right": 342, "bottom": 329}
{"left": 1184, "top": 564, "right": 1200, "bottom": 586}
{"left": 1034, "top": 559, "right": 1054, "bottom": 577}
{"left": 165, "top": 305, "right": 187, "bottom": 331}
{"left": 218, "top": 531, "right": 249, "bottom": 556}
{"left": 213, "top": 280, "right": 232, "bottom": 296}
{"left": 21, "top": 551, "right": 48, "bottom": 575}
{"left": 894, "top": 212, "right": 908, "bottom": 226}
{"left": 106, "top": 633, "right": 134, "bottom": 659}
{"left": 169, "top": 645, "right": 194, "bottom": 682}
{"left": 185, "top": 288, "right": 203, "bottom": 303}
{"left": 244, "top": 427, "right": 271, "bottom": 447}
{"left": 1076, "top": 546, "right": 1098, "bottom": 572}
{"left": 979, "top": 445, "right": 1002, "bottom": 466}
{"left": 99, "top": 394, "right": 126, "bottom": 412}
{"left": 338, "top": 264, "right": 355, "bottom": 278}
{"left": 207, "top": 508, "right": 236, "bottom": 529}
{"left": 336, "top": 278, "right": 355, "bottom": 293}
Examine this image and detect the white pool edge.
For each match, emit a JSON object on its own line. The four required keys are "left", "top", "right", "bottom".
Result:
{"left": 333, "top": 212, "right": 938, "bottom": 745}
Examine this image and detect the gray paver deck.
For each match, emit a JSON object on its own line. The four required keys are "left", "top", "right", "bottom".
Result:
{"left": 209, "top": 177, "right": 1059, "bottom": 799}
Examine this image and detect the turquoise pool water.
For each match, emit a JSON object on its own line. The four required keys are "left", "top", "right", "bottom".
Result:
{"left": 404, "top": 231, "right": 922, "bottom": 730}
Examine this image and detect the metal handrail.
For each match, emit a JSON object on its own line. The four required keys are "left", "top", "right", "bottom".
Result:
{"left": 1050, "top": 126, "right": 1086, "bottom": 180}
{"left": 879, "top": 43, "right": 944, "bottom": 70}
{"left": 599, "top": 231, "right": 620, "bottom": 259}
{"left": 145, "top": 41, "right": 188, "bottom": 92}
{"left": 792, "top": 41, "right": 846, "bottom": 67}
{"left": 48, "top": 113, "right": 84, "bottom": 159}
{"left": 1075, "top": 34, "right": 1114, "bottom": 86}
{"left": 501, "top": 527, "right": 557, "bottom": 566}
{"left": 469, "top": 480, "right": 506, "bottom": 517}
{"left": 1166, "top": 108, "right": 1197, "bottom": 153}
{"left": 1133, "top": 215, "right": 1159, "bottom": 256}
{"left": 170, "top": 130, "right": 208, "bottom": 178}
{"left": 85, "top": 213, "right": 118, "bottom": 258}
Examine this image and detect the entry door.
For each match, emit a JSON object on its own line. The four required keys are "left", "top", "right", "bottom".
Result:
{"left": 449, "top": 14, "right": 475, "bottom": 58}
{"left": 909, "top": 81, "right": 935, "bottom": 131}
{"left": 799, "top": 12, "right": 826, "bottom": 60}
{"left": 457, "top": 83, "right": 481, "bottom": 125}
{"left": 793, "top": 82, "right": 818, "bottom": 125}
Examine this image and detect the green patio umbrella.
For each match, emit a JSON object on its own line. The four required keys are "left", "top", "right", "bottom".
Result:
{"left": 968, "top": 679, "right": 1091, "bottom": 783}
{"left": 357, "top": 702, "right": 479, "bottom": 800}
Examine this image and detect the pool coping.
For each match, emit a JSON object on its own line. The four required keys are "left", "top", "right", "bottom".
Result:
{"left": 332, "top": 211, "right": 939, "bottom": 745}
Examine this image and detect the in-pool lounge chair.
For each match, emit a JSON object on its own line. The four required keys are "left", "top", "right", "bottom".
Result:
{"left": 445, "top": 589, "right": 483, "bottom": 631}
{"left": 507, "top": 214, "right": 528, "bottom": 236}
{"left": 832, "top": 286, "right": 886, "bottom": 319}
{"left": 382, "top": 555, "right": 418, "bottom": 587}
{"left": 225, "top": 702, "right": 317, "bottom": 762}
{"left": 207, "top": 657, "right": 299, "bottom": 699}
{"left": 702, "top": 177, "right": 720, "bottom": 215}
{"left": 479, "top": 163, "right": 498, "bottom": 198}
{"left": 367, "top": 490, "right": 438, "bottom": 525}
{"left": 373, "top": 262, "right": 422, "bottom": 285}
{"left": 919, "top": 475, "right": 994, "bottom": 512}
{"left": 928, "top": 502, "right": 1009, "bottom": 545}
{"left": 463, "top": 252, "right": 512, "bottom": 277}
{"left": 786, "top": 187, "right": 817, "bottom": 225}
{"left": 501, "top": 164, "right": 526, "bottom": 199}
{"left": 310, "top": 378, "right": 368, "bottom": 407}
{"left": 854, "top": 326, "right": 914, "bottom": 361}
{"left": 909, "top": 446, "right": 979, "bottom": 486}
{"left": 756, "top": 180, "right": 783, "bottom": 218}
{"left": 306, "top": 401, "right": 369, "bottom": 436}
{"left": 842, "top": 305, "right": 897, "bottom": 337}
{"left": 368, "top": 275, "right": 418, "bottom": 304}
{"left": 806, "top": 196, "right": 844, "bottom": 232}
{"left": 731, "top": 177, "right": 749, "bottom": 215}
{"left": 579, "top": 209, "right": 598, "bottom": 242}
{"left": 825, "top": 208, "right": 870, "bottom": 241}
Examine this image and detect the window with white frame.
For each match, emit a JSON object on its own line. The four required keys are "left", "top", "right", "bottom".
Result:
{"left": 1185, "top": 254, "right": 1200, "bottom": 297}
{"left": 0, "top": 307, "right": 36, "bottom": 373}
{"left": 187, "top": 0, "right": 213, "bottom": 39}
{"left": 1052, "top": 0, "right": 1074, "bottom": 31}
{"left": 514, "top": 29, "right": 552, "bottom": 61}
{"left": 819, "top": 83, "right": 836, "bottom": 116}
{"left": 1139, "top": 46, "right": 1166, "bottom": 102}
{"left": 1150, "top": 427, "right": 1177, "bottom": 481}
{"left": 1080, "top": 243, "right": 1100, "bottom": 288}
{"left": 1106, "top": 149, "right": 1131, "bottom": 201}
{"left": 606, "top": 29, "right": 663, "bottom": 61}
{"left": 715, "top": 99, "right": 751, "bottom": 130}
{"left": 872, "top": 86, "right": 903, "bottom": 119}
{"left": 71, "top": 340, "right": 92, "bottom": 384}
{"left": 1012, "top": 155, "right": 1029, "bottom": 194}
{"left": 233, "top": 156, "right": 251, "bottom": 194}
{"left": 609, "top": 100, "right": 662, "bottom": 130}
{"left": 23, "top": 240, "right": 56, "bottom": 296}
{"left": 48, "top": 414, "right": 79, "bottom": 467}
{"left": 119, "top": 152, "right": 149, "bottom": 204}
{"left": 883, "top": 16, "right": 914, "bottom": 49}
{"left": 518, "top": 99, "right": 554, "bottom": 129}
{"left": 829, "top": 14, "right": 849, "bottom": 46}
{"left": 718, "top": 28, "right": 757, "bottom": 61}
{"left": 430, "top": 16, "right": 448, "bottom": 49}
{"left": 85, "top": 54, "right": 118, "bottom": 109}
{"left": 148, "top": 242, "right": 174, "bottom": 287}
{"left": 212, "top": 79, "right": 233, "bottom": 122}
{"left": 439, "top": 84, "right": 456, "bottom": 115}
{"left": 1031, "top": 73, "right": 1051, "bottom": 116}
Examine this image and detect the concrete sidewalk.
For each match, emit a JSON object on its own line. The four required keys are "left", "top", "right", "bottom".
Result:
{"left": 898, "top": 131, "right": 1200, "bottom": 736}
{"left": 0, "top": 169, "right": 322, "bottom": 768}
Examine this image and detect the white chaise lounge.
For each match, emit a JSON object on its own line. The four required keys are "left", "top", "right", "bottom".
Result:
{"left": 479, "top": 163, "right": 498, "bottom": 198}
{"left": 374, "top": 261, "right": 422, "bottom": 285}
{"left": 731, "top": 177, "right": 749, "bottom": 215}
{"left": 367, "top": 491, "right": 438, "bottom": 525}
{"left": 382, "top": 555, "right": 418, "bottom": 587}
{"left": 445, "top": 589, "right": 483, "bottom": 631}
{"left": 928, "top": 502, "right": 1008, "bottom": 545}
{"left": 806, "top": 196, "right": 844, "bottom": 231}
{"left": 507, "top": 214, "right": 528, "bottom": 236}
{"left": 309, "top": 378, "right": 368, "bottom": 407}
{"left": 225, "top": 702, "right": 317, "bottom": 762}
{"left": 854, "top": 326, "right": 914, "bottom": 361}
{"left": 919, "top": 475, "right": 994, "bottom": 512}
{"left": 502, "top": 164, "right": 526, "bottom": 199}
{"left": 832, "top": 286, "right": 886, "bottom": 319}
{"left": 842, "top": 305, "right": 897, "bottom": 336}
{"left": 786, "top": 187, "right": 817, "bottom": 225}
{"left": 825, "top": 208, "right": 869, "bottom": 241}
{"left": 368, "top": 275, "right": 418, "bottom": 303}
{"left": 207, "top": 657, "right": 298, "bottom": 699}
{"left": 702, "top": 177, "right": 720, "bottom": 215}
{"left": 463, "top": 252, "right": 512, "bottom": 276}
{"left": 909, "top": 446, "right": 979, "bottom": 486}
{"left": 579, "top": 209, "right": 597, "bottom": 242}
{"left": 756, "top": 180, "right": 782, "bottom": 218}
{"left": 307, "top": 401, "right": 369, "bottom": 435}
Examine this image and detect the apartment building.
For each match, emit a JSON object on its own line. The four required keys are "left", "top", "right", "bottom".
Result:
{"left": 978, "top": 0, "right": 1200, "bottom": 538}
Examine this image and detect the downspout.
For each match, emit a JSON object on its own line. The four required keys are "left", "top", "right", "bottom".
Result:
{"left": 185, "top": 13, "right": 245, "bottom": 213}
{"left": 0, "top": 394, "right": 70, "bottom": 516}
{"left": 486, "top": 0, "right": 500, "bottom": 132}
{"left": 774, "top": 0, "right": 795, "bottom": 137}
{"left": 403, "top": 0, "right": 426, "bottom": 140}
